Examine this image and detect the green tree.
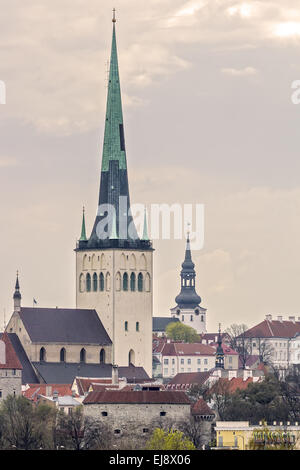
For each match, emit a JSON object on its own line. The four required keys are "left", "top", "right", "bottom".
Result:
{"left": 248, "top": 423, "right": 297, "bottom": 450}
{"left": 146, "top": 428, "right": 196, "bottom": 450}
{"left": 166, "top": 322, "right": 199, "bottom": 343}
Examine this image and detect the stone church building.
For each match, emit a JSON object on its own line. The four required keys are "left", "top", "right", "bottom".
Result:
{"left": 6, "top": 16, "right": 153, "bottom": 383}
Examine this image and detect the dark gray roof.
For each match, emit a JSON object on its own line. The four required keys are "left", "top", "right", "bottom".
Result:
{"left": 7, "top": 333, "right": 39, "bottom": 384}
{"left": 19, "top": 307, "right": 112, "bottom": 345}
{"left": 153, "top": 317, "right": 179, "bottom": 332}
{"left": 32, "top": 362, "right": 150, "bottom": 385}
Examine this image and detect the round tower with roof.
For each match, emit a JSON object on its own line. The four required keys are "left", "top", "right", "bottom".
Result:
{"left": 170, "top": 233, "right": 207, "bottom": 334}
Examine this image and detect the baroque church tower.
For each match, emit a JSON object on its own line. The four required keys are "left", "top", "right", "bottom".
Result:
{"left": 170, "top": 233, "right": 207, "bottom": 334}
{"left": 75, "top": 13, "right": 153, "bottom": 377}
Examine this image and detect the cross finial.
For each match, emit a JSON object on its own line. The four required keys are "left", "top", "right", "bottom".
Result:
{"left": 112, "top": 8, "right": 116, "bottom": 23}
{"left": 187, "top": 222, "right": 191, "bottom": 238}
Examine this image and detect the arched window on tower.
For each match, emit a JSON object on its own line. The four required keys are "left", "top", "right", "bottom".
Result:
{"left": 86, "top": 273, "right": 91, "bottom": 292}
{"left": 79, "top": 273, "right": 85, "bottom": 293}
{"left": 93, "top": 273, "right": 98, "bottom": 292}
{"left": 138, "top": 273, "right": 143, "bottom": 292}
{"left": 130, "top": 272, "right": 136, "bottom": 291}
{"left": 145, "top": 273, "right": 151, "bottom": 292}
{"left": 123, "top": 272, "right": 128, "bottom": 291}
{"left": 99, "top": 272, "right": 105, "bottom": 291}
{"left": 39, "top": 347, "right": 46, "bottom": 362}
{"left": 60, "top": 348, "right": 66, "bottom": 362}
{"left": 128, "top": 349, "right": 135, "bottom": 366}
{"left": 116, "top": 272, "right": 121, "bottom": 291}
{"left": 80, "top": 348, "right": 86, "bottom": 363}
{"left": 100, "top": 348, "right": 105, "bottom": 364}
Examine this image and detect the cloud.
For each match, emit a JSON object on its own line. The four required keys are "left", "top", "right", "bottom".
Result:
{"left": 221, "top": 66, "right": 258, "bottom": 76}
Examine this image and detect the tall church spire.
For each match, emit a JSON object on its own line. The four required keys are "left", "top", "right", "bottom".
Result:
{"left": 81, "top": 13, "right": 151, "bottom": 251}
{"left": 13, "top": 272, "right": 21, "bottom": 313}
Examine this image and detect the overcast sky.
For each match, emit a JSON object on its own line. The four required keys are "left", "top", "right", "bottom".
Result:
{"left": 1, "top": 0, "right": 300, "bottom": 332}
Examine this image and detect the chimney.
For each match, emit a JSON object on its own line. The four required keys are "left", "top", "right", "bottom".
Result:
{"left": 53, "top": 391, "right": 59, "bottom": 401}
{"left": 289, "top": 316, "right": 295, "bottom": 323}
{"left": 277, "top": 316, "right": 283, "bottom": 322}
{"left": 46, "top": 385, "right": 52, "bottom": 397}
{"left": 112, "top": 364, "right": 118, "bottom": 386}
{"left": 265, "top": 314, "right": 272, "bottom": 321}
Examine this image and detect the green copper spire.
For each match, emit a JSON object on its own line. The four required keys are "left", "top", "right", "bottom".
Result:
{"left": 79, "top": 207, "right": 87, "bottom": 241}
{"left": 101, "top": 15, "right": 127, "bottom": 172}
{"left": 142, "top": 209, "right": 149, "bottom": 241}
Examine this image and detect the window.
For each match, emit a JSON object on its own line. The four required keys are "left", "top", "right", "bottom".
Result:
{"left": 197, "top": 368, "right": 201, "bottom": 372}
{"left": 204, "top": 358, "right": 208, "bottom": 365}
{"left": 229, "top": 356, "right": 232, "bottom": 363}
{"left": 181, "top": 358, "right": 184, "bottom": 364}
{"left": 0, "top": 391, "right": 2, "bottom": 398}
{"left": 80, "top": 348, "right": 86, "bottom": 363}
{"left": 136, "top": 322, "right": 139, "bottom": 332}
{"left": 100, "top": 348, "right": 105, "bottom": 364}
{"left": 99, "top": 272, "right": 105, "bottom": 291}
{"left": 130, "top": 272, "right": 136, "bottom": 291}
{"left": 123, "top": 272, "right": 128, "bottom": 291}
{"left": 114, "top": 429, "right": 121, "bottom": 435}
{"left": 172, "top": 358, "right": 175, "bottom": 364}
{"left": 12, "top": 369, "right": 16, "bottom": 376}
{"left": 138, "top": 273, "right": 143, "bottom": 292}
{"left": 187, "top": 359, "right": 191, "bottom": 365}
{"left": 101, "top": 411, "right": 108, "bottom": 417}
{"left": 60, "top": 348, "right": 66, "bottom": 363}
{"left": 125, "top": 321, "right": 128, "bottom": 331}
{"left": 39, "top": 347, "right": 46, "bottom": 362}
{"left": 143, "top": 428, "right": 149, "bottom": 433}
{"left": 86, "top": 273, "right": 91, "bottom": 292}
{"left": 160, "top": 411, "right": 166, "bottom": 417}
{"left": 93, "top": 272, "right": 98, "bottom": 291}
{"left": 164, "top": 359, "right": 169, "bottom": 365}
{"left": 190, "top": 315, "right": 193, "bottom": 322}
{"left": 197, "top": 359, "right": 201, "bottom": 364}
{"left": 182, "top": 315, "right": 184, "bottom": 322}
{"left": 201, "top": 315, "right": 204, "bottom": 322}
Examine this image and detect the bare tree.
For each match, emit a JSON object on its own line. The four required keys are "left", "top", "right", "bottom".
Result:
{"left": 257, "top": 338, "right": 274, "bottom": 366}
{"left": 208, "top": 379, "right": 232, "bottom": 420}
{"left": 226, "top": 323, "right": 251, "bottom": 369}
{"left": 56, "top": 407, "right": 110, "bottom": 450}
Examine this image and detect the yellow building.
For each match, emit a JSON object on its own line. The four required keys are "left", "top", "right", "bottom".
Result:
{"left": 214, "top": 421, "right": 300, "bottom": 450}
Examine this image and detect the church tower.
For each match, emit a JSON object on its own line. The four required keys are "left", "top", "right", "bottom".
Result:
{"left": 75, "top": 12, "right": 153, "bottom": 377}
{"left": 170, "top": 233, "right": 207, "bottom": 334}
{"left": 215, "top": 324, "right": 225, "bottom": 369}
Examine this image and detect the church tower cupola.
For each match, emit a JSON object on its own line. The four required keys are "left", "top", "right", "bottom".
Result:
{"left": 170, "top": 233, "right": 207, "bottom": 334}
{"left": 13, "top": 272, "right": 21, "bottom": 313}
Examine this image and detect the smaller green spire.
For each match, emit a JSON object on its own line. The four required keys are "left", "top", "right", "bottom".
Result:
{"left": 109, "top": 211, "right": 118, "bottom": 240}
{"left": 79, "top": 207, "right": 87, "bottom": 241}
{"left": 142, "top": 208, "right": 149, "bottom": 241}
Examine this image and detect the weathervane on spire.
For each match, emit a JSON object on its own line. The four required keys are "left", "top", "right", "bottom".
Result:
{"left": 112, "top": 8, "right": 116, "bottom": 23}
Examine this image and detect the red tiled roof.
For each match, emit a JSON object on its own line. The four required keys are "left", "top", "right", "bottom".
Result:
{"left": 243, "top": 320, "right": 300, "bottom": 339}
{"left": 23, "top": 384, "right": 75, "bottom": 402}
{"left": 83, "top": 390, "right": 191, "bottom": 405}
{"left": 210, "top": 377, "right": 253, "bottom": 394}
{"left": 168, "top": 371, "right": 211, "bottom": 386}
{"left": 75, "top": 378, "right": 118, "bottom": 395}
{"left": 191, "top": 398, "right": 215, "bottom": 416}
{"left": 161, "top": 342, "right": 215, "bottom": 357}
{"left": 209, "top": 343, "right": 238, "bottom": 355}
{"left": 0, "top": 332, "right": 22, "bottom": 370}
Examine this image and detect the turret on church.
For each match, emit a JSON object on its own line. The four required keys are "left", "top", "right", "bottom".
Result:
{"left": 170, "top": 234, "right": 207, "bottom": 334}
{"left": 75, "top": 13, "right": 153, "bottom": 376}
